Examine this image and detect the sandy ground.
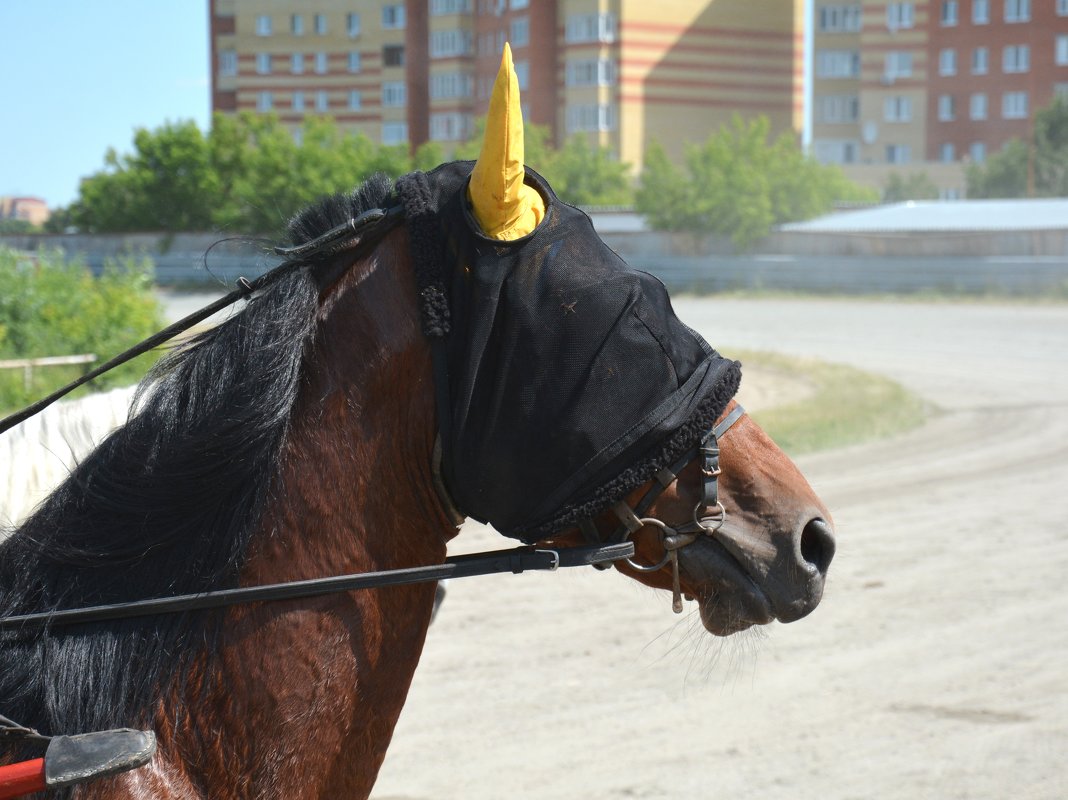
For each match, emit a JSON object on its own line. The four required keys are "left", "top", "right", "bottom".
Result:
{"left": 369, "top": 299, "right": 1068, "bottom": 800}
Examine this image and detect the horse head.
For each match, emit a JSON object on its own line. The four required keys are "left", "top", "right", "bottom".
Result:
{"left": 427, "top": 45, "right": 835, "bottom": 637}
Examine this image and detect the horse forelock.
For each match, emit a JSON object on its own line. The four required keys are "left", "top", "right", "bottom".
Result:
{"left": 0, "top": 174, "right": 397, "bottom": 740}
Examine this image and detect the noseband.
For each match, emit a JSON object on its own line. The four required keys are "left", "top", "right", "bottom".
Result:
{"left": 578, "top": 404, "right": 746, "bottom": 613}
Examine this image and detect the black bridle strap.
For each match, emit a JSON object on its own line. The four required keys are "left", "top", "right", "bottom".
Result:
{"left": 611, "top": 403, "right": 746, "bottom": 536}
{"left": 0, "top": 207, "right": 402, "bottom": 437}
{"left": 0, "top": 542, "right": 633, "bottom": 633}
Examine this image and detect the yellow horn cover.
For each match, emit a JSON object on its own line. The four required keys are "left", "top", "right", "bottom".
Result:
{"left": 467, "top": 43, "right": 545, "bottom": 240}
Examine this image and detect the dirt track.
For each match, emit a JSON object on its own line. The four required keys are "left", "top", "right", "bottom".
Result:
{"left": 370, "top": 299, "right": 1068, "bottom": 800}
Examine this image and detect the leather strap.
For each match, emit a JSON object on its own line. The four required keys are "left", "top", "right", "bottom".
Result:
{"left": 0, "top": 543, "right": 634, "bottom": 632}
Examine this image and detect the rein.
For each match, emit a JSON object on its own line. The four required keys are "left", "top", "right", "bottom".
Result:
{"left": 0, "top": 196, "right": 735, "bottom": 630}
{"left": 0, "top": 207, "right": 403, "bottom": 437}
{"left": 0, "top": 543, "right": 633, "bottom": 633}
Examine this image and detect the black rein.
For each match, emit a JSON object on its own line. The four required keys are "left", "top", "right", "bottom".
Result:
{"left": 0, "top": 204, "right": 637, "bottom": 633}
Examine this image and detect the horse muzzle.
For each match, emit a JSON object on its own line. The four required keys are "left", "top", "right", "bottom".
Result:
{"left": 679, "top": 514, "right": 836, "bottom": 635}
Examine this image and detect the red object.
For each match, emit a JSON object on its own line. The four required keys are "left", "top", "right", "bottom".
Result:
{"left": 0, "top": 758, "right": 46, "bottom": 800}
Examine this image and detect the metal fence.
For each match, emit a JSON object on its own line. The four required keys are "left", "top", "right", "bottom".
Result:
{"left": 3, "top": 232, "right": 1067, "bottom": 295}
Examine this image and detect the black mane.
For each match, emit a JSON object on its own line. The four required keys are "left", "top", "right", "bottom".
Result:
{"left": 0, "top": 174, "right": 395, "bottom": 736}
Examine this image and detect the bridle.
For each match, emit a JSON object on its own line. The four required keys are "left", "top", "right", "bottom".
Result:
{"left": 577, "top": 403, "right": 746, "bottom": 613}
{"left": 0, "top": 201, "right": 740, "bottom": 629}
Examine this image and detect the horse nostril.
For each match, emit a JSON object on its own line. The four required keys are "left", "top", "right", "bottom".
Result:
{"left": 799, "top": 517, "right": 836, "bottom": 576}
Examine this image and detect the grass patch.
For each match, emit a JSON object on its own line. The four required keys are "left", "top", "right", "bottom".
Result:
{"left": 732, "top": 349, "right": 933, "bottom": 456}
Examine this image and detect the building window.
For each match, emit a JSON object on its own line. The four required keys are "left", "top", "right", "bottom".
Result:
{"left": 1005, "top": 0, "right": 1030, "bottom": 22}
{"left": 430, "top": 29, "right": 473, "bottom": 57}
{"left": 970, "top": 92, "right": 988, "bottom": 119}
{"left": 1002, "top": 45, "right": 1030, "bottom": 73}
{"left": 313, "top": 14, "right": 326, "bottom": 35}
{"left": 1056, "top": 83, "right": 1068, "bottom": 98}
{"left": 257, "top": 91, "right": 273, "bottom": 111}
{"left": 291, "top": 14, "right": 304, "bottom": 35}
{"left": 256, "top": 15, "right": 272, "bottom": 36}
{"left": 820, "top": 4, "right": 862, "bottom": 32}
{"left": 511, "top": 0, "right": 529, "bottom": 8}
{"left": 293, "top": 128, "right": 303, "bottom": 146}
{"left": 972, "top": 47, "right": 989, "bottom": 74}
{"left": 939, "top": 49, "right": 957, "bottom": 76}
{"left": 383, "top": 44, "right": 405, "bottom": 67}
{"left": 566, "top": 58, "right": 618, "bottom": 87}
{"left": 315, "top": 91, "right": 328, "bottom": 112}
{"left": 1002, "top": 91, "right": 1029, "bottom": 118}
{"left": 886, "top": 2, "right": 915, "bottom": 29}
{"left": 813, "top": 140, "right": 858, "bottom": 164}
{"left": 289, "top": 53, "right": 302, "bottom": 74}
{"left": 565, "top": 12, "right": 617, "bottom": 43}
{"left": 941, "top": 1, "right": 958, "bottom": 25}
{"left": 430, "top": 71, "right": 473, "bottom": 99}
{"left": 817, "top": 50, "right": 861, "bottom": 78}
{"left": 566, "top": 103, "right": 617, "bottom": 133}
{"left": 940, "top": 143, "right": 956, "bottom": 162}
{"left": 315, "top": 52, "right": 328, "bottom": 74}
{"left": 382, "top": 5, "right": 406, "bottom": 29}
{"left": 431, "top": 0, "right": 473, "bottom": 13}
{"left": 884, "top": 96, "right": 913, "bottom": 122}
{"left": 347, "top": 13, "right": 361, "bottom": 37}
{"left": 430, "top": 112, "right": 473, "bottom": 142}
{"left": 256, "top": 53, "right": 271, "bottom": 74}
{"left": 292, "top": 91, "right": 305, "bottom": 112}
{"left": 349, "top": 90, "right": 362, "bottom": 110}
{"left": 514, "top": 60, "right": 529, "bottom": 90}
{"left": 816, "top": 94, "right": 860, "bottom": 123}
{"left": 382, "top": 81, "right": 407, "bottom": 107}
{"left": 973, "top": 0, "right": 989, "bottom": 22}
{"left": 885, "top": 51, "right": 913, "bottom": 79}
{"left": 938, "top": 94, "right": 956, "bottom": 121}
{"left": 970, "top": 142, "right": 986, "bottom": 163}
{"left": 219, "top": 49, "right": 237, "bottom": 76}
{"left": 382, "top": 122, "right": 408, "bottom": 145}
{"left": 1056, "top": 36, "right": 1068, "bottom": 66}
{"left": 1059, "top": 0, "right": 1068, "bottom": 15}
{"left": 348, "top": 51, "right": 362, "bottom": 73}
{"left": 510, "top": 17, "right": 530, "bottom": 47}
{"left": 885, "top": 144, "right": 911, "bottom": 164}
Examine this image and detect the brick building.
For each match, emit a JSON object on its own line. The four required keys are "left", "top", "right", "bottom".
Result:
{"left": 811, "top": 0, "right": 1068, "bottom": 194}
{"left": 209, "top": 0, "right": 802, "bottom": 172}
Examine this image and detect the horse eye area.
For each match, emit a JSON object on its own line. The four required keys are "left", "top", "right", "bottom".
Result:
{"left": 799, "top": 518, "right": 835, "bottom": 575}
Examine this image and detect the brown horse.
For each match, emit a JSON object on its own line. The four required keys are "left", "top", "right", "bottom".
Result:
{"left": 0, "top": 54, "right": 832, "bottom": 800}
{"left": 0, "top": 171, "right": 832, "bottom": 799}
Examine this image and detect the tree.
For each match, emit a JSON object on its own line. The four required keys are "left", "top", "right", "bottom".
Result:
{"left": 72, "top": 121, "right": 219, "bottom": 232}
{"left": 1033, "top": 94, "right": 1068, "bottom": 196}
{"left": 543, "top": 136, "right": 632, "bottom": 207}
{"left": 883, "top": 172, "right": 940, "bottom": 202}
{"left": 965, "top": 139, "right": 1029, "bottom": 198}
{"left": 70, "top": 114, "right": 432, "bottom": 236}
{"left": 636, "top": 115, "right": 871, "bottom": 250}
{"left": 966, "top": 96, "right": 1068, "bottom": 198}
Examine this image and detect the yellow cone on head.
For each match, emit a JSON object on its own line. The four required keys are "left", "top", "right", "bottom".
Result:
{"left": 467, "top": 43, "right": 545, "bottom": 240}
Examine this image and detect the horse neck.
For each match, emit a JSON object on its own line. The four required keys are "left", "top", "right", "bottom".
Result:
{"left": 245, "top": 229, "right": 455, "bottom": 587}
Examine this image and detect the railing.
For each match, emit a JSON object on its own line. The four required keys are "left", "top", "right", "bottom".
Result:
{"left": 0, "top": 354, "right": 97, "bottom": 392}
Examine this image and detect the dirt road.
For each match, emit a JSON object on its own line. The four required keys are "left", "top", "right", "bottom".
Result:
{"left": 370, "top": 299, "right": 1068, "bottom": 800}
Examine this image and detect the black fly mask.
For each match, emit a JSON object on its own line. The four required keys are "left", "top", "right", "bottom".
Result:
{"left": 397, "top": 162, "right": 741, "bottom": 542}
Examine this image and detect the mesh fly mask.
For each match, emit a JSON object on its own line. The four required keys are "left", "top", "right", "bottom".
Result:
{"left": 396, "top": 162, "right": 742, "bottom": 543}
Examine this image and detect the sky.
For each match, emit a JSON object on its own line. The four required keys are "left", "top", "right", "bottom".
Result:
{"left": 1, "top": 2, "right": 211, "bottom": 209}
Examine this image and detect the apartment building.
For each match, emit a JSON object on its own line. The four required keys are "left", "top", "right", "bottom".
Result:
{"left": 927, "top": 0, "right": 1068, "bottom": 164}
{"left": 210, "top": 0, "right": 802, "bottom": 172}
{"left": 811, "top": 0, "right": 1068, "bottom": 178}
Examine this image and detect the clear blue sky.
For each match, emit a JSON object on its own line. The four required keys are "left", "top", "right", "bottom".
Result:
{"left": 0, "top": 2, "right": 211, "bottom": 209}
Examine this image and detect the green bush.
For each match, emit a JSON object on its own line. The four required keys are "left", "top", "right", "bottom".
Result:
{"left": 0, "top": 247, "right": 165, "bottom": 412}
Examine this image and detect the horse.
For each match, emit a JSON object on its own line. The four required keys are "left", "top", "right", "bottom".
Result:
{"left": 0, "top": 54, "right": 834, "bottom": 800}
